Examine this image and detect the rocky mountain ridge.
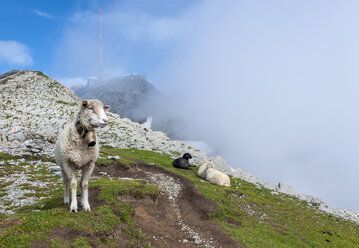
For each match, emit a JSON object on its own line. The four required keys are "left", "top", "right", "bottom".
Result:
{"left": 73, "top": 75, "right": 160, "bottom": 123}
{"left": 0, "top": 70, "right": 358, "bottom": 224}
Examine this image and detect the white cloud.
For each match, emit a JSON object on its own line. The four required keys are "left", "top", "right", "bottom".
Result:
{"left": 33, "top": 10, "right": 53, "bottom": 19}
{"left": 0, "top": 40, "right": 33, "bottom": 66}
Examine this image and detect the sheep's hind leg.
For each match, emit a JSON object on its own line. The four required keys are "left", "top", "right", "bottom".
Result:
{"left": 80, "top": 164, "right": 94, "bottom": 211}
{"left": 61, "top": 167, "right": 70, "bottom": 205}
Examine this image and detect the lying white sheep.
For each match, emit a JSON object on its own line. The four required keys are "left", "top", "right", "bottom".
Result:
{"left": 54, "top": 100, "right": 110, "bottom": 212}
{"left": 197, "top": 160, "right": 231, "bottom": 187}
{"left": 197, "top": 160, "right": 210, "bottom": 179}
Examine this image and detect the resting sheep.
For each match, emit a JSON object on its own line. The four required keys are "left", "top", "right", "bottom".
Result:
{"left": 172, "top": 153, "right": 194, "bottom": 170}
{"left": 197, "top": 160, "right": 210, "bottom": 178}
{"left": 54, "top": 100, "right": 110, "bottom": 212}
{"left": 197, "top": 160, "right": 231, "bottom": 187}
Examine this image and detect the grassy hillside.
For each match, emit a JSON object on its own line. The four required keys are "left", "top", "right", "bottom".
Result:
{"left": 101, "top": 148, "right": 359, "bottom": 247}
{"left": 1, "top": 148, "right": 359, "bottom": 247}
{"left": 0, "top": 175, "right": 155, "bottom": 247}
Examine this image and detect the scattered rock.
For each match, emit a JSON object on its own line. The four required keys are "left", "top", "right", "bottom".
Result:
{"left": 278, "top": 182, "right": 297, "bottom": 195}
{"left": 99, "top": 171, "right": 107, "bottom": 176}
{"left": 118, "top": 177, "right": 136, "bottom": 180}
{"left": 48, "top": 166, "right": 61, "bottom": 172}
{"left": 53, "top": 171, "right": 62, "bottom": 177}
{"left": 107, "top": 156, "right": 120, "bottom": 160}
{"left": 43, "top": 162, "right": 57, "bottom": 166}
{"left": 30, "top": 148, "right": 41, "bottom": 153}
{"left": 8, "top": 161, "right": 17, "bottom": 166}
{"left": 8, "top": 131, "right": 26, "bottom": 143}
{"left": 0, "top": 164, "right": 52, "bottom": 214}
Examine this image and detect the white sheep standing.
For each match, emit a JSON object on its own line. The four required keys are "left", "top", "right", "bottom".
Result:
{"left": 54, "top": 100, "right": 110, "bottom": 212}
{"left": 197, "top": 160, "right": 231, "bottom": 187}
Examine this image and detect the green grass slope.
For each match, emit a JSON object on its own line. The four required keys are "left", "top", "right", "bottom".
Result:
{"left": 0, "top": 177, "right": 155, "bottom": 247}
{"left": 0, "top": 147, "right": 359, "bottom": 247}
{"left": 101, "top": 147, "right": 359, "bottom": 248}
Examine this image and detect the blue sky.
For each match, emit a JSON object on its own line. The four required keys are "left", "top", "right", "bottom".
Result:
{"left": 0, "top": 0, "right": 77, "bottom": 73}
{"left": 0, "top": 0, "right": 195, "bottom": 83}
{"left": 2, "top": 0, "right": 359, "bottom": 212}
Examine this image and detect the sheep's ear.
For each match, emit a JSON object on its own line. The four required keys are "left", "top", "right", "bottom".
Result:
{"left": 82, "top": 100, "right": 88, "bottom": 107}
{"left": 104, "top": 105, "right": 111, "bottom": 112}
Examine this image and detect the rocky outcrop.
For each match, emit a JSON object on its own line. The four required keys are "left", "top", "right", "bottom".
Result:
{"left": 0, "top": 71, "right": 79, "bottom": 156}
{"left": 0, "top": 69, "right": 20, "bottom": 83}
{"left": 1, "top": 70, "right": 359, "bottom": 224}
{"left": 278, "top": 182, "right": 297, "bottom": 195}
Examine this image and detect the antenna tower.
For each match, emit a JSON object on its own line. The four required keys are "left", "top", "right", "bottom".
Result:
{"left": 98, "top": 8, "right": 103, "bottom": 84}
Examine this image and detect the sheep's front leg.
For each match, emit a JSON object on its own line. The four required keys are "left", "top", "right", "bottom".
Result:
{"left": 65, "top": 168, "right": 78, "bottom": 212}
{"left": 80, "top": 163, "right": 95, "bottom": 211}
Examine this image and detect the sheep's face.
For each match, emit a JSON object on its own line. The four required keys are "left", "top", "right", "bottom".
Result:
{"left": 82, "top": 100, "right": 111, "bottom": 128}
{"left": 206, "top": 162, "right": 214, "bottom": 169}
{"left": 183, "top": 153, "right": 192, "bottom": 160}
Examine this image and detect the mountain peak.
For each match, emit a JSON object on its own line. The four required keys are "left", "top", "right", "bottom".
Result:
{"left": 74, "top": 74, "right": 161, "bottom": 123}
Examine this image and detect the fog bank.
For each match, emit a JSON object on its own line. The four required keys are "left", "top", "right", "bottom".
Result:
{"left": 154, "top": 0, "right": 359, "bottom": 212}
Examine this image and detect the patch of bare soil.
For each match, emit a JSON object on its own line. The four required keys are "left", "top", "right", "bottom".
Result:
{"left": 93, "top": 161, "right": 244, "bottom": 248}
{"left": 0, "top": 217, "right": 23, "bottom": 236}
{"left": 0, "top": 217, "right": 23, "bottom": 229}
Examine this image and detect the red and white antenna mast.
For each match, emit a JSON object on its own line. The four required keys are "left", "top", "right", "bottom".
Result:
{"left": 98, "top": 8, "right": 103, "bottom": 84}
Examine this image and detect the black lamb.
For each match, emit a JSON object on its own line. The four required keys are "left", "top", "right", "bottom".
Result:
{"left": 172, "top": 153, "right": 194, "bottom": 170}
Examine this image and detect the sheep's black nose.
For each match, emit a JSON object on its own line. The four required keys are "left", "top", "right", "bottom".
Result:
{"left": 88, "top": 141, "right": 96, "bottom": 147}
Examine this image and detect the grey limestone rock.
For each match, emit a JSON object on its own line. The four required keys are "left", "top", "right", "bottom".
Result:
{"left": 107, "top": 156, "right": 120, "bottom": 160}
{"left": 54, "top": 171, "right": 62, "bottom": 176}
{"left": 48, "top": 166, "right": 61, "bottom": 172}
{"left": 278, "top": 182, "right": 297, "bottom": 195}
{"left": 8, "top": 131, "right": 26, "bottom": 143}
{"left": 0, "top": 69, "right": 20, "bottom": 82}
